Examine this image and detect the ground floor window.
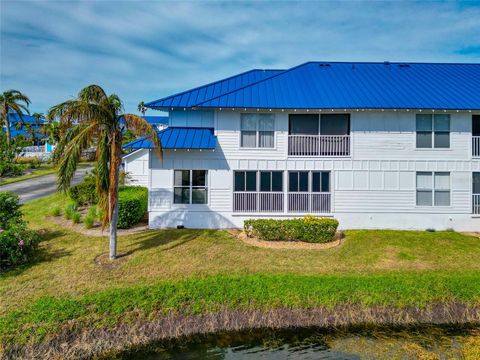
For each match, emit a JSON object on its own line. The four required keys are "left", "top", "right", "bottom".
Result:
{"left": 174, "top": 170, "right": 208, "bottom": 204}
{"left": 288, "top": 171, "right": 330, "bottom": 212}
{"left": 416, "top": 172, "right": 450, "bottom": 206}
{"left": 473, "top": 172, "right": 480, "bottom": 214}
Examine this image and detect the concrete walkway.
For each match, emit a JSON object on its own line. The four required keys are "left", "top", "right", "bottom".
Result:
{"left": 0, "top": 166, "right": 93, "bottom": 203}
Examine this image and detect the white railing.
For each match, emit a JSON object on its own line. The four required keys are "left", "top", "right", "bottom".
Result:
{"left": 288, "top": 193, "right": 331, "bottom": 213}
{"left": 23, "top": 145, "right": 45, "bottom": 153}
{"left": 288, "top": 135, "right": 350, "bottom": 156}
{"left": 473, "top": 137, "right": 480, "bottom": 157}
{"left": 473, "top": 194, "right": 480, "bottom": 214}
{"left": 233, "top": 192, "right": 331, "bottom": 213}
{"left": 233, "top": 192, "right": 284, "bottom": 213}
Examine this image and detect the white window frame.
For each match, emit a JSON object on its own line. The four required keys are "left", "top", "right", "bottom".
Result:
{"left": 415, "top": 114, "right": 450, "bottom": 149}
{"left": 240, "top": 113, "right": 275, "bottom": 149}
{"left": 173, "top": 170, "right": 208, "bottom": 205}
{"left": 416, "top": 171, "right": 451, "bottom": 207}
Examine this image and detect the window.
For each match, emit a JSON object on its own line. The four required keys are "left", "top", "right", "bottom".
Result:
{"left": 260, "top": 171, "right": 283, "bottom": 192}
{"left": 174, "top": 170, "right": 208, "bottom": 204}
{"left": 241, "top": 114, "right": 274, "bottom": 148}
{"left": 416, "top": 114, "right": 450, "bottom": 148}
{"left": 416, "top": 172, "right": 450, "bottom": 206}
{"left": 288, "top": 171, "right": 330, "bottom": 192}
{"left": 234, "top": 171, "right": 257, "bottom": 192}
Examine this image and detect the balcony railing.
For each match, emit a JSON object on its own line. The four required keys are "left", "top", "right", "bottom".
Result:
{"left": 288, "top": 193, "right": 331, "bottom": 213}
{"left": 473, "top": 194, "right": 480, "bottom": 214}
{"left": 288, "top": 135, "right": 350, "bottom": 157}
{"left": 233, "top": 191, "right": 331, "bottom": 213}
{"left": 233, "top": 192, "right": 284, "bottom": 213}
{"left": 473, "top": 137, "right": 480, "bottom": 157}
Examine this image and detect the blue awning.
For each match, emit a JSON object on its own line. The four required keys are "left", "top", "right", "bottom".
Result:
{"left": 123, "top": 127, "right": 217, "bottom": 150}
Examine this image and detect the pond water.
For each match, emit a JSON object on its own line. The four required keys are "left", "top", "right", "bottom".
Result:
{"left": 120, "top": 325, "right": 479, "bottom": 359}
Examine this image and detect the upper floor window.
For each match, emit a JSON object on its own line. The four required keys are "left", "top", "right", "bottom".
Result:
{"left": 416, "top": 171, "right": 450, "bottom": 206}
{"left": 240, "top": 114, "right": 274, "bottom": 148}
{"left": 174, "top": 170, "right": 208, "bottom": 204}
{"left": 416, "top": 114, "right": 450, "bottom": 149}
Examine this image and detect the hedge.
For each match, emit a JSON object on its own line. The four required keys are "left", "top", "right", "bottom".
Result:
{"left": 117, "top": 186, "right": 148, "bottom": 229}
{"left": 68, "top": 175, "right": 97, "bottom": 205}
{"left": 244, "top": 216, "right": 339, "bottom": 243}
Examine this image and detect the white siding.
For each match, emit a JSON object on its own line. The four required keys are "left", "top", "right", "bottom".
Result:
{"left": 169, "top": 110, "right": 214, "bottom": 127}
{"left": 123, "top": 149, "right": 149, "bottom": 187}
{"left": 126, "top": 109, "right": 480, "bottom": 231}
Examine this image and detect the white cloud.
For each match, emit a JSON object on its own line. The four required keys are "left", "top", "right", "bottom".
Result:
{"left": 1, "top": 0, "right": 479, "bottom": 113}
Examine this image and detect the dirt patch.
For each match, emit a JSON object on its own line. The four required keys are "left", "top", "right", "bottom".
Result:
{"left": 49, "top": 215, "right": 148, "bottom": 237}
{"left": 227, "top": 229, "right": 342, "bottom": 250}
{"left": 4, "top": 302, "right": 480, "bottom": 360}
{"left": 374, "top": 246, "right": 434, "bottom": 271}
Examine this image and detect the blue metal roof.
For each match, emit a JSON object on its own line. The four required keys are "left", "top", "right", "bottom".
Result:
{"left": 8, "top": 113, "right": 46, "bottom": 125}
{"left": 143, "top": 116, "right": 168, "bottom": 125}
{"left": 123, "top": 127, "right": 217, "bottom": 150}
{"left": 146, "top": 69, "right": 284, "bottom": 109}
{"left": 146, "top": 62, "right": 480, "bottom": 110}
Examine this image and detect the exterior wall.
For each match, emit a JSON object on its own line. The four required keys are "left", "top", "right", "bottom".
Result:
{"left": 123, "top": 149, "right": 150, "bottom": 187}
{"left": 169, "top": 110, "right": 214, "bottom": 128}
{"left": 138, "top": 109, "right": 480, "bottom": 231}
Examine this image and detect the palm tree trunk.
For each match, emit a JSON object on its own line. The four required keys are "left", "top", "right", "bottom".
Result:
{"left": 3, "top": 108, "right": 10, "bottom": 144}
{"left": 109, "top": 163, "right": 120, "bottom": 260}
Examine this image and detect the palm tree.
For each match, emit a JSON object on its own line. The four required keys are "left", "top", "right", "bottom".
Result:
{"left": 0, "top": 90, "right": 31, "bottom": 144}
{"left": 138, "top": 101, "right": 147, "bottom": 115}
{"left": 32, "top": 112, "right": 44, "bottom": 145}
{"left": 48, "top": 85, "right": 161, "bottom": 259}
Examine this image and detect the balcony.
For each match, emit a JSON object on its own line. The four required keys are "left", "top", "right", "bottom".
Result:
{"left": 473, "top": 194, "right": 480, "bottom": 215}
{"left": 233, "top": 191, "right": 331, "bottom": 213}
{"left": 288, "top": 135, "right": 350, "bottom": 157}
{"left": 473, "top": 137, "right": 480, "bottom": 157}
{"left": 233, "top": 192, "right": 284, "bottom": 213}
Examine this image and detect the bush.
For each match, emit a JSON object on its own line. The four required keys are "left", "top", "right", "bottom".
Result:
{"left": 68, "top": 174, "right": 97, "bottom": 205}
{"left": 71, "top": 211, "right": 81, "bottom": 224}
{"left": 0, "top": 192, "right": 39, "bottom": 269}
{"left": 51, "top": 206, "right": 61, "bottom": 217}
{"left": 83, "top": 207, "right": 97, "bottom": 229}
{"left": 117, "top": 186, "right": 148, "bottom": 229}
{"left": 0, "top": 192, "right": 23, "bottom": 229}
{"left": 244, "top": 216, "right": 339, "bottom": 243}
{"left": 64, "top": 202, "right": 77, "bottom": 220}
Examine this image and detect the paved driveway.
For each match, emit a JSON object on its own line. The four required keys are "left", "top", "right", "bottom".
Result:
{"left": 0, "top": 166, "right": 93, "bottom": 203}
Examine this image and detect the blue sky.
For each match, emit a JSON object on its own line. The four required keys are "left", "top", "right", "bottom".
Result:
{"left": 1, "top": 1, "right": 479, "bottom": 114}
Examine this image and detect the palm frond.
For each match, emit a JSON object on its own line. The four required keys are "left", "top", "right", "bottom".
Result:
{"left": 123, "top": 113, "right": 162, "bottom": 159}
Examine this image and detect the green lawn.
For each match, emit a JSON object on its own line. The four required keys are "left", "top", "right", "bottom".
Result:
{"left": 0, "top": 162, "right": 93, "bottom": 185}
{"left": 1, "top": 193, "right": 480, "bottom": 347}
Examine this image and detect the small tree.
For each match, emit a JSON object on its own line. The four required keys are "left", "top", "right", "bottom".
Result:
{"left": 137, "top": 101, "right": 147, "bottom": 115}
{"left": 48, "top": 85, "right": 161, "bottom": 259}
{"left": 0, "top": 90, "right": 31, "bottom": 144}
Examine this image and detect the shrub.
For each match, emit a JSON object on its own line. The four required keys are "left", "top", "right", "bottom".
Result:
{"left": 83, "top": 214, "right": 95, "bottom": 229}
{"left": 64, "top": 202, "right": 77, "bottom": 220}
{"left": 244, "top": 216, "right": 339, "bottom": 243}
{"left": 117, "top": 186, "right": 148, "bottom": 229}
{"left": 0, "top": 192, "right": 39, "bottom": 269}
{"left": 0, "top": 192, "right": 23, "bottom": 229}
{"left": 68, "top": 174, "right": 97, "bottom": 205}
{"left": 51, "top": 206, "right": 61, "bottom": 217}
{"left": 71, "top": 211, "right": 81, "bottom": 224}
{"left": 83, "top": 207, "right": 97, "bottom": 229}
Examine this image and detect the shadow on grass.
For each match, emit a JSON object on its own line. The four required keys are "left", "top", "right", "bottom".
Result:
{"left": 118, "top": 229, "right": 205, "bottom": 258}
{"left": 1, "top": 229, "right": 73, "bottom": 277}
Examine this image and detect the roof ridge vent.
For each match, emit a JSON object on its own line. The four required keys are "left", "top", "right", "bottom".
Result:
{"left": 398, "top": 63, "right": 411, "bottom": 68}
{"left": 384, "top": 61, "right": 390, "bottom": 65}
{"left": 318, "top": 63, "right": 331, "bottom": 67}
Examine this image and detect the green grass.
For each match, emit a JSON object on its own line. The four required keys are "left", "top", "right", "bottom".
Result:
{"left": 0, "top": 162, "right": 93, "bottom": 185}
{"left": 1, "top": 193, "right": 480, "bottom": 346}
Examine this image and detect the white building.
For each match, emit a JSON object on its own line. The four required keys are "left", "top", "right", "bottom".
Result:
{"left": 123, "top": 62, "right": 480, "bottom": 231}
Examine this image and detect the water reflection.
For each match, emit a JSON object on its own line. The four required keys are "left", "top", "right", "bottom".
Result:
{"left": 120, "top": 326, "right": 479, "bottom": 360}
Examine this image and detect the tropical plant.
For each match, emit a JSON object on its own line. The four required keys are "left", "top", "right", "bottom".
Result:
{"left": 137, "top": 101, "right": 147, "bottom": 115}
{"left": 47, "top": 85, "right": 161, "bottom": 259}
{"left": 0, "top": 90, "right": 31, "bottom": 144}
{"left": 45, "top": 120, "right": 60, "bottom": 144}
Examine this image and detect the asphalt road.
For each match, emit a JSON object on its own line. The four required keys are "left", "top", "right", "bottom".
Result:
{"left": 0, "top": 166, "right": 93, "bottom": 203}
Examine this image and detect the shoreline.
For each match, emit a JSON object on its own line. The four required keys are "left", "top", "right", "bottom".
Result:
{"left": 4, "top": 302, "right": 480, "bottom": 360}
